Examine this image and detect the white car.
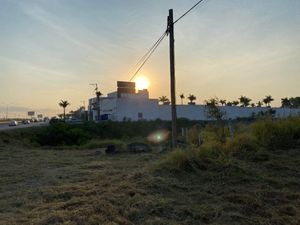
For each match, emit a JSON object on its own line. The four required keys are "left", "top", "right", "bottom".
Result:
{"left": 9, "top": 120, "right": 18, "bottom": 126}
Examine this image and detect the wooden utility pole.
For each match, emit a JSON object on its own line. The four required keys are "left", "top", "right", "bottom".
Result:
{"left": 168, "top": 9, "right": 177, "bottom": 148}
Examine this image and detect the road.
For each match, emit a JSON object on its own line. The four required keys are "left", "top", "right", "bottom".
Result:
{"left": 0, "top": 122, "right": 48, "bottom": 132}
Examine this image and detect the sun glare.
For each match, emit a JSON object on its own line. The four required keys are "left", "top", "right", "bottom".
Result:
{"left": 135, "top": 76, "right": 150, "bottom": 90}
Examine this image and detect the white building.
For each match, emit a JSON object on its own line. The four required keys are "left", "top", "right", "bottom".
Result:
{"left": 88, "top": 81, "right": 300, "bottom": 121}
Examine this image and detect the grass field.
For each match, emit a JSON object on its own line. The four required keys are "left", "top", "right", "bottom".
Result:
{"left": 1, "top": 145, "right": 299, "bottom": 225}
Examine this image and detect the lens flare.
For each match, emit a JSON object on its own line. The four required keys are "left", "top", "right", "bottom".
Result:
{"left": 147, "top": 129, "right": 169, "bottom": 143}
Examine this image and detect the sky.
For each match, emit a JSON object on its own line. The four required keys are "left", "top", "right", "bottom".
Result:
{"left": 0, "top": 0, "right": 299, "bottom": 117}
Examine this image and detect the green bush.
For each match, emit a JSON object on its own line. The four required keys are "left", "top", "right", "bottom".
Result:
{"left": 225, "top": 133, "right": 259, "bottom": 154}
{"left": 36, "top": 123, "right": 89, "bottom": 146}
{"left": 200, "top": 124, "right": 230, "bottom": 144}
{"left": 252, "top": 117, "right": 300, "bottom": 149}
{"left": 157, "top": 143, "right": 226, "bottom": 172}
{"left": 157, "top": 149, "right": 199, "bottom": 172}
{"left": 224, "top": 133, "right": 262, "bottom": 161}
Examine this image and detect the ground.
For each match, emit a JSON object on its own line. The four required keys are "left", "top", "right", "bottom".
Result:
{"left": 0, "top": 146, "right": 300, "bottom": 225}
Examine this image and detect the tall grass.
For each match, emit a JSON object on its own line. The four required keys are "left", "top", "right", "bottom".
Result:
{"left": 252, "top": 117, "right": 300, "bottom": 149}
{"left": 158, "top": 116, "right": 300, "bottom": 172}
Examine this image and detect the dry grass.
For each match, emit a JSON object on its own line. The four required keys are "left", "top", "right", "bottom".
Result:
{"left": 0, "top": 145, "right": 300, "bottom": 225}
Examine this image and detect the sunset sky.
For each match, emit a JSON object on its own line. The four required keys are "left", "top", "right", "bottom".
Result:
{"left": 0, "top": 0, "right": 299, "bottom": 117}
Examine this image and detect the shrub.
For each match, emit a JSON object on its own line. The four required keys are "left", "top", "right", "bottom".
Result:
{"left": 36, "top": 123, "right": 89, "bottom": 146}
{"left": 200, "top": 124, "right": 230, "bottom": 144}
{"left": 157, "top": 149, "right": 199, "bottom": 172}
{"left": 224, "top": 133, "right": 261, "bottom": 161}
{"left": 187, "top": 125, "right": 201, "bottom": 146}
{"left": 225, "top": 133, "right": 259, "bottom": 154}
{"left": 252, "top": 117, "right": 300, "bottom": 149}
{"left": 157, "top": 143, "right": 226, "bottom": 172}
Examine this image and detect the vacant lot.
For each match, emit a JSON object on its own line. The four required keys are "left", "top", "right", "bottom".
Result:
{"left": 1, "top": 145, "right": 300, "bottom": 225}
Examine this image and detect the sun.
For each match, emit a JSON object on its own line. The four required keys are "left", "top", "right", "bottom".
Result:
{"left": 135, "top": 76, "right": 150, "bottom": 90}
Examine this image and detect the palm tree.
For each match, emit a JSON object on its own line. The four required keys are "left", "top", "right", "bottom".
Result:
{"left": 263, "top": 95, "right": 274, "bottom": 107}
{"left": 187, "top": 94, "right": 196, "bottom": 105}
{"left": 257, "top": 101, "right": 263, "bottom": 107}
{"left": 158, "top": 96, "right": 170, "bottom": 105}
{"left": 59, "top": 100, "right": 70, "bottom": 122}
{"left": 226, "top": 101, "right": 233, "bottom": 106}
{"left": 239, "top": 95, "right": 251, "bottom": 107}
{"left": 179, "top": 93, "right": 185, "bottom": 105}
{"left": 205, "top": 98, "right": 218, "bottom": 107}
{"left": 219, "top": 99, "right": 226, "bottom": 106}
{"left": 95, "top": 91, "right": 102, "bottom": 121}
{"left": 281, "top": 97, "right": 291, "bottom": 108}
{"left": 251, "top": 103, "right": 255, "bottom": 107}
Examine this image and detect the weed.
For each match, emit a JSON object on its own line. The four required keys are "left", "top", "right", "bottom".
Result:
{"left": 252, "top": 117, "right": 300, "bottom": 149}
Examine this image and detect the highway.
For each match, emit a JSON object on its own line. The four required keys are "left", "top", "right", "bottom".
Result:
{"left": 0, "top": 122, "right": 48, "bottom": 132}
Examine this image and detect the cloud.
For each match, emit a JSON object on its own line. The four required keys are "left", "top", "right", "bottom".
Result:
{"left": 21, "top": 4, "right": 103, "bottom": 56}
{"left": 0, "top": 55, "right": 72, "bottom": 79}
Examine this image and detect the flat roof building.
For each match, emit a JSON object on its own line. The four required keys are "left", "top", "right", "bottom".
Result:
{"left": 88, "top": 81, "right": 300, "bottom": 121}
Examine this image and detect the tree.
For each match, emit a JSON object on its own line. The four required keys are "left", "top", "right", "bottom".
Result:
{"left": 232, "top": 101, "right": 239, "bottom": 106}
{"left": 59, "top": 100, "right": 70, "bottom": 122}
{"left": 158, "top": 96, "right": 170, "bottom": 105}
{"left": 226, "top": 101, "right": 233, "bottom": 106}
{"left": 219, "top": 99, "right": 226, "bottom": 106}
{"left": 239, "top": 96, "right": 251, "bottom": 107}
{"left": 205, "top": 98, "right": 225, "bottom": 120}
{"left": 204, "top": 97, "right": 226, "bottom": 143}
{"left": 281, "top": 98, "right": 291, "bottom": 108}
{"left": 257, "top": 101, "right": 263, "bottom": 107}
{"left": 179, "top": 93, "right": 185, "bottom": 105}
{"left": 289, "top": 97, "right": 300, "bottom": 108}
{"left": 187, "top": 94, "right": 196, "bottom": 105}
{"left": 251, "top": 103, "right": 256, "bottom": 107}
{"left": 263, "top": 95, "right": 274, "bottom": 107}
{"left": 96, "top": 91, "right": 102, "bottom": 121}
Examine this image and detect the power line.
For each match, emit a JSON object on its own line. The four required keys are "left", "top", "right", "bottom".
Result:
{"left": 128, "top": 0, "right": 206, "bottom": 82}
{"left": 134, "top": 30, "right": 167, "bottom": 68}
{"left": 174, "top": 0, "right": 205, "bottom": 24}
{"left": 129, "top": 30, "right": 167, "bottom": 81}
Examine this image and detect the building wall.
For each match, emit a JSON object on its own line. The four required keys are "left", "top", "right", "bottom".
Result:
{"left": 89, "top": 97, "right": 117, "bottom": 121}
{"left": 115, "top": 98, "right": 159, "bottom": 121}
{"left": 88, "top": 91, "right": 300, "bottom": 121}
{"left": 158, "top": 105, "right": 300, "bottom": 121}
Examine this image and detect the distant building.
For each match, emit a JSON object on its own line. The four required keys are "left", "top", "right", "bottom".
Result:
{"left": 88, "top": 81, "right": 300, "bottom": 121}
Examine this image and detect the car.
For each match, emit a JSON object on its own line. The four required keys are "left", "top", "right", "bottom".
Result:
{"left": 22, "top": 120, "right": 31, "bottom": 124}
{"left": 9, "top": 120, "right": 18, "bottom": 126}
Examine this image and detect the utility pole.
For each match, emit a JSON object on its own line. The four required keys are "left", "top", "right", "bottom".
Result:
{"left": 168, "top": 9, "right": 177, "bottom": 148}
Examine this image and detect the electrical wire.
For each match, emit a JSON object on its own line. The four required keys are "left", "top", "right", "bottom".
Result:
{"left": 129, "top": 30, "right": 167, "bottom": 81}
{"left": 128, "top": 0, "right": 206, "bottom": 82}
{"left": 134, "top": 30, "right": 168, "bottom": 68}
{"left": 174, "top": 0, "right": 205, "bottom": 24}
